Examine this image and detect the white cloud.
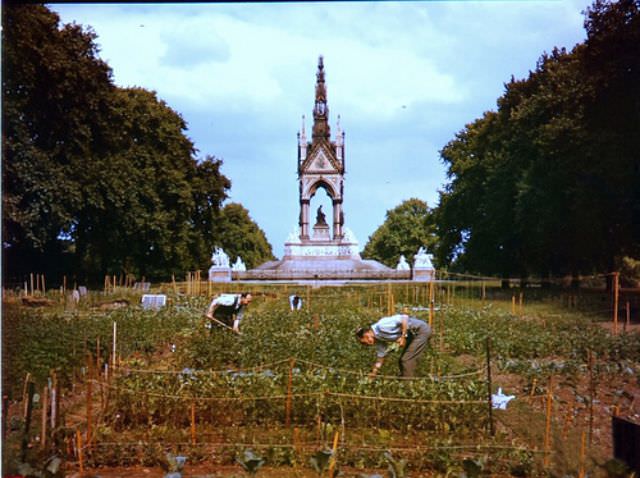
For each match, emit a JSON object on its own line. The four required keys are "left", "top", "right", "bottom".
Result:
{"left": 51, "top": 0, "right": 595, "bottom": 251}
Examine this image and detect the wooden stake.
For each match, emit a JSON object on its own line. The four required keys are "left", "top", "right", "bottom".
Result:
{"left": 519, "top": 292, "right": 523, "bottom": 317}
{"left": 22, "top": 373, "right": 32, "bottom": 419}
{"left": 76, "top": 429, "right": 84, "bottom": 474}
{"left": 428, "top": 299, "right": 434, "bottom": 327}
{"left": 30, "top": 273, "right": 34, "bottom": 296}
{"left": 112, "top": 322, "right": 117, "bottom": 370}
{"left": 485, "top": 338, "right": 494, "bottom": 436}
{"left": 327, "top": 431, "right": 339, "bottom": 478}
{"left": 21, "top": 382, "right": 35, "bottom": 462}
{"left": 482, "top": 282, "right": 486, "bottom": 301}
{"left": 578, "top": 430, "right": 586, "bottom": 478}
{"left": 613, "top": 272, "right": 619, "bottom": 335}
{"left": 543, "top": 377, "right": 553, "bottom": 467}
{"left": 42, "top": 274, "right": 46, "bottom": 295}
{"left": 285, "top": 358, "right": 295, "bottom": 428}
{"left": 625, "top": 301, "right": 630, "bottom": 332}
{"left": 40, "top": 385, "right": 48, "bottom": 449}
{"left": 588, "top": 351, "right": 595, "bottom": 446}
{"left": 50, "top": 372, "right": 57, "bottom": 431}
{"left": 86, "top": 367, "right": 93, "bottom": 445}
{"left": 511, "top": 295, "right": 516, "bottom": 315}
{"left": 96, "top": 336, "right": 101, "bottom": 371}
{"left": 190, "top": 402, "right": 196, "bottom": 444}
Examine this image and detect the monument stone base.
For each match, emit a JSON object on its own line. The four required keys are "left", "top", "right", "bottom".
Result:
{"left": 208, "top": 266, "right": 232, "bottom": 282}
{"left": 412, "top": 268, "right": 435, "bottom": 282}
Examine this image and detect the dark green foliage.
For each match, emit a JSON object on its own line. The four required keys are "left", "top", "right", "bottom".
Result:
{"left": 384, "top": 451, "right": 408, "bottom": 478}
{"left": 236, "top": 449, "right": 265, "bottom": 476}
{"left": 213, "top": 203, "right": 275, "bottom": 269}
{"left": 309, "top": 449, "right": 333, "bottom": 476}
{"left": 434, "top": 0, "right": 640, "bottom": 278}
{"left": 362, "top": 198, "right": 437, "bottom": 268}
{"left": 2, "top": 5, "right": 252, "bottom": 283}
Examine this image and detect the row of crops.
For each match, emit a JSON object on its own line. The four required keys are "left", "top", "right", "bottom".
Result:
{"left": 3, "top": 284, "right": 640, "bottom": 476}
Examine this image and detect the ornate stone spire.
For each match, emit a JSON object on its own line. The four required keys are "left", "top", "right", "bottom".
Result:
{"left": 299, "top": 115, "right": 307, "bottom": 161}
{"left": 312, "top": 55, "right": 330, "bottom": 140}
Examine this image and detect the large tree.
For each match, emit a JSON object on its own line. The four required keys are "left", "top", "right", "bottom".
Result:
{"left": 2, "top": 4, "right": 115, "bottom": 278}
{"left": 362, "top": 198, "right": 437, "bottom": 268}
{"left": 2, "top": 5, "right": 236, "bottom": 283}
{"left": 434, "top": 0, "right": 640, "bottom": 278}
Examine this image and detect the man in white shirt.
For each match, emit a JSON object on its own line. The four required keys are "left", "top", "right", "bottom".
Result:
{"left": 356, "top": 313, "right": 431, "bottom": 377}
{"left": 205, "top": 292, "right": 252, "bottom": 334}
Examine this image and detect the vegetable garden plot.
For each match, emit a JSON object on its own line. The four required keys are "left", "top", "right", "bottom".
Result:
{"left": 3, "top": 283, "right": 639, "bottom": 477}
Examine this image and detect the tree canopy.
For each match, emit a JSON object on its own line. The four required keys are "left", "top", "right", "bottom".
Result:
{"left": 362, "top": 198, "right": 437, "bottom": 268}
{"left": 2, "top": 4, "right": 271, "bottom": 283}
{"left": 212, "top": 203, "right": 275, "bottom": 270}
{"left": 434, "top": 0, "right": 640, "bottom": 278}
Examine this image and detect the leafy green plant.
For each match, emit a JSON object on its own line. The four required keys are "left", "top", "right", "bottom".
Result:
{"left": 310, "top": 449, "right": 333, "bottom": 476}
{"left": 159, "top": 453, "right": 187, "bottom": 478}
{"left": 236, "top": 449, "right": 264, "bottom": 476}
{"left": 384, "top": 451, "right": 408, "bottom": 478}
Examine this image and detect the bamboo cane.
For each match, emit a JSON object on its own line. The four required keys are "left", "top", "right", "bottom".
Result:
{"left": 485, "top": 338, "right": 494, "bottom": 436}
{"left": 327, "top": 431, "right": 339, "bottom": 478}
{"left": 76, "top": 430, "right": 84, "bottom": 474}
{"left": 285, "top": 358, "right": 295, "bottom": 428}
{"left": 40, "top": 386, "right": 48, "bottom": 449}
{"left": 543, "top": 377, "right": 553, "bottom": 467}
{"left": 578, "top": 430, "right": 586, "bottom": 478}
{"left": 22, "top": 372, "right": 32, "bottom": 419}
{"left": 613, "top": 272, "right": 619, "bottom": 334}
{"left": 625, "top": 301, "right": 630, "bottom": 332}
{"left": 190, "top": 402, "right": 196, "bottom": 444}
{"left": 112, "top": 321, "right": 117, "bottom": 369}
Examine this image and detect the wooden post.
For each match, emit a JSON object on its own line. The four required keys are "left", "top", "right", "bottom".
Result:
{"left": 2, "top": 393, "right": 9, "bottom": 442}
{"left": 543, "top": 377, "right": 553, "bottom": 467}
{"left": 96, "top": 336, "right": 101, "bottom": 371}
{"left": 625, "top": 301, "right": 630, "bottom": 332}
{"left": 578, "top": 430, "right": 586, "bottom": 478}
{"left": 519, "top": 292, "right": 523, "bottom": 317}
{"left": 482, "top": 282, "right": 486, "bottom": 301}
{"left": 22, "top": 372, "right": 32, "bottom": 419}
{"left": 21, "top": 382, "right": 35, "bottom": 462}
{"left": 285, "top": 358, "right": 295, "bottom": 428}
{"left": 86, "top": 367, "right": 93, "bottom": 445}
{"left": 41, "top": 385, "right": 48, "bottom": 449}
{"left": 50, "top": 372, "right": 57, "bottom": 431}
{"left": 588, "top": 350, "right": 595, "bottom": 446}
{"left": 327, "top": 431, "right": 339, "bottom": 478}
{"left": 76, "top": 429, "right": 84, "bottom": 474}
{"left": 190, "top": 402, "right": 196, "bottom": 445}
{"left": 112, "top": 322, "right": 117, "bottom": 370}
{"left": 63, "top": 275, "right": 67, "bottom": 295}
{"left": 485, "top": 338, "right": 494, "bottom": 436}
{"left": 511, "top": 295, "right": 516, "bottom": 315}
{"left": 429, "top": 299, "right": 434, "bottom": 328}
{"left": 613, "top": 272, "right": 619, "bottom": 334}
{"left": 30, "top": 273, "right": 34, "bottom": 296}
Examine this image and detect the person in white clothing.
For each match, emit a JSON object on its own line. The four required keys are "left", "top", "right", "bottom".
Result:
{"left": 205, "top": 292, "right": 252, "bottom": 334}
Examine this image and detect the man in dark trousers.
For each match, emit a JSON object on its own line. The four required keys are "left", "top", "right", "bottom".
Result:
{"left": 356, "top": 313, "right": 431, "bottom": 377}
{"left": 205, "top": 292, "right": 252, "bottom": 334}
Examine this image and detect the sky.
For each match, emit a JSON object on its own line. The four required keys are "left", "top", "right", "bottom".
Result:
{"left": 52, "top": 0, "right": 594, "bottom": 259}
